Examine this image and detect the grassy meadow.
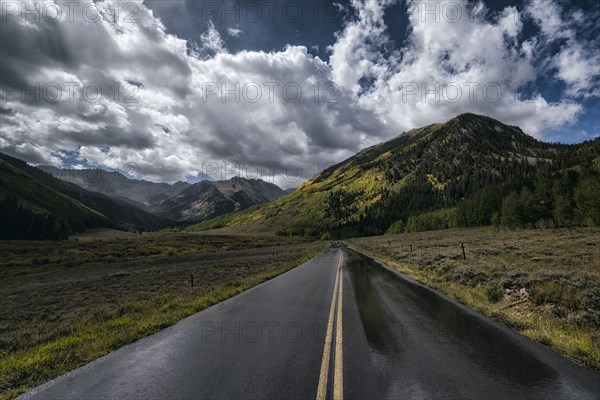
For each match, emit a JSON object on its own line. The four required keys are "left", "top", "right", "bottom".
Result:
{"left": 349, "top": 226, "right": 600, "bottom": 371}
{"left": 0, "top": 232, "right": 326, "bottom": 400}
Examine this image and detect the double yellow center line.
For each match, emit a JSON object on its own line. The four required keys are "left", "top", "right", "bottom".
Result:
{"left": 316, "top": 252, "right": 344, "bottom": 400}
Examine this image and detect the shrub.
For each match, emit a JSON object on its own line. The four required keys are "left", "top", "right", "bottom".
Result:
{"left": 454, "top": 267, "right": 489, "bottom": 287}
{"left": 385, "top": 220, "right": 405, "bottom": 235}
{"left": 405, "top": 209, "right": 457, "bottom": 233}
{"left": 485, "top": 284, "right": 504, "bottom": 302}
{"left": 500, "top": 272, "right": 529, "bottom": 290}
{"left": 531, "top": 281, "right": 582, "bottom": 310}
{"left": 581, "top": 287, "right": 600, "bottom": 311}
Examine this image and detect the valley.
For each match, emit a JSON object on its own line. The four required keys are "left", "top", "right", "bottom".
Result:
{"left": 2, "top": 114, "right": 598, "bottom": 241}
{"left": 0, "top": 153, "right": 291, "bottom": 240}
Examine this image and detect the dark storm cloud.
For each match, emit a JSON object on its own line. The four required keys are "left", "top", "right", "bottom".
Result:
{"left": 0, "top": 17, "right": 77, "bottom": 84}
{"left": 0, "top": 2, "right": 193, "bottom": 97}
{"left": 55, "top": 125, "right": 156, "bottom": 150}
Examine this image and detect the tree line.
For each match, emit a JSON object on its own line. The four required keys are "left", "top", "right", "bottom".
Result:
{"left": 0, "top": 195, "right": 70, "bottom": 240}
{"left": 385, "top": 161, "right": 600, "bottom": 234}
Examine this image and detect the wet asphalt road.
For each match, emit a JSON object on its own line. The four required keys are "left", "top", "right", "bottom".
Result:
{"left": 21, "top": 245, "right": 600, "bottom": 400}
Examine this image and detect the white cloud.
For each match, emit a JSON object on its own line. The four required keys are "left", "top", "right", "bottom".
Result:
{"left": 526, "top": 0, "right": 565, "bottom": 39}
{"left": 78, "top": 146, "right": 107, "bottom": 165}
{"left": 200, "top": 21, "right": 227, "bottom": 56}
{"left": 526, "top": 0, "right": 600, "bottom": 98}
{"left": 328, "top": 0, "right": 593, "bottom": 138}
{"left": 227, "top": 27, "right": 242, "bottom": 37}
{"left": 554, "top": 44, "right": 600, "bottom": 97}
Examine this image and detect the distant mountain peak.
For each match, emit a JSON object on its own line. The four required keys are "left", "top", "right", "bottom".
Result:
{"left": 0, "top": 152, "right": 171, "bottom": 237}
{"left": 37, "top": 166, "right": 191, "bottom": 207}
{"left": 153, "top": 177, "right": 286, "bottom": 222}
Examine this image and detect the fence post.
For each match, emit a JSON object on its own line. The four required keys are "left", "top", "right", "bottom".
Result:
{"left": 461, "top": 243, "right": 466, "bottom": 260}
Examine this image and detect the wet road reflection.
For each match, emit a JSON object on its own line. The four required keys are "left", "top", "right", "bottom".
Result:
{"left": 344, "top": 247, "right": 600, "bottom": 399}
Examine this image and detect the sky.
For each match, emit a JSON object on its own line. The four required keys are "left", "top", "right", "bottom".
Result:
{"left": 1, "top": 0, "right": 599, "bottom": 187}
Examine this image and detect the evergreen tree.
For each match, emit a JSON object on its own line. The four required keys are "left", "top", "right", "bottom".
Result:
{"left": 574, "top": 177, "right": 600, "bottom": 226}
{"left": 501, "top": 192, "right": 521, "bottom": 229}
{"left": 533, "top": 164, "right": 554, "bottom": 223}
{"left": 519, "top": 187, "right": 537, "bottom": 227}
{"left": 552, "top": 170, "right": 578, "bottom": 227}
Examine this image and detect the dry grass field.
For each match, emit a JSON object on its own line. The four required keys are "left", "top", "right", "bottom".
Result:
{"left": 0, "top": 233, "right": 325, "bottom": 400}
{"left": 349, "top": 226, "right": 600, "bottom": 371}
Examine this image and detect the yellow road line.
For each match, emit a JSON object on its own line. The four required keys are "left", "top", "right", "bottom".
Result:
{"left": 316, "top": 253, "right": 341, "bottom": 400}
{"left": 333, "top": 254, "right": 344, "bottom": 400}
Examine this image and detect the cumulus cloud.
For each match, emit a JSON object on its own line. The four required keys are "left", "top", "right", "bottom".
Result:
{"left": 0, "top": 0, "right": 598, "bottom": 186}
{"left": 526, "top": 0, "right": 600, "bottom": 98}
{"left": 0, "top": 0, "right": 382, "bottom": 185}
{"left": 328, "top": 0, "right": 595, "bottom": 137}
{"left": 227, "top": 27, "right": 242, "bottom": 37}
{"left": 200, "top": 21, "right": 227, "bottom": 56}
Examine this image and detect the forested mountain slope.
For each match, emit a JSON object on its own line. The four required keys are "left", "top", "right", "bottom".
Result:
{"left": 189, "top": 113, "right": 599, "bottom": 237}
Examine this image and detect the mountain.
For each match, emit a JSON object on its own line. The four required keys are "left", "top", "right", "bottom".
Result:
{"left": 0, "top": 152, "right": 172, "bottom": 239}
{"left": 38, "top": 166, "right": 192, "bottom": 208}
{"left": 189, "top": 113, "right": 599, "bottom": 236}
{"left": 1, "top": 155, "right": 111, "bottom": 239}
{"left": 36, "top": 164, "right": 287, "bottom": 224}
{"left": 147, "top": 181, "right": 193, "bottom": 209}
{"left": 154, "top": 177, "right": 287, "bottom": 222}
